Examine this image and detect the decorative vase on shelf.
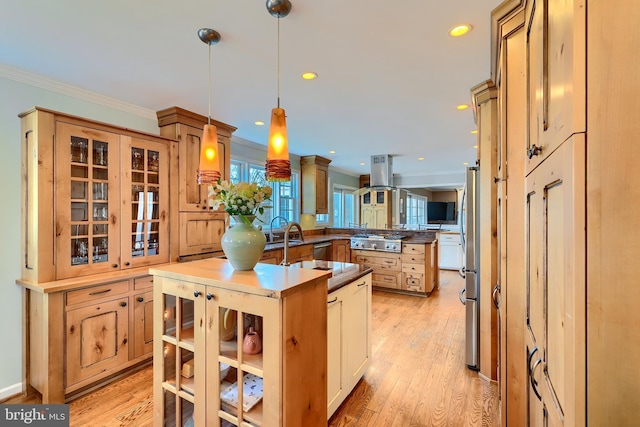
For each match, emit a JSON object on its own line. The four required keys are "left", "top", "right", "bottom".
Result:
{"left": 243, "top": 327, "right": 262, "bottom": 355}
{"left": 221, "top": 215, "right": 266, "bottom": 270}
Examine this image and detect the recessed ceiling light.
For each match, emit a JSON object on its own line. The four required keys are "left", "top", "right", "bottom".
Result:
{"left": 470, "top": 130, "right": 478, "bottom": 134}
{"left": 457, "top": 104, "right": 470, "bottom": 110}
{"left": 359, "top": 162, "right": 365, "bottom": 166}
{"left": 254, "top": 121, "right": 265, "bottom": 126}
{"left": 449, "top": 24, "right": 473, "bottom": 37}
{"left": 463, "top": 162, "right": 469, "bottom": 165}
{"left": 418, "top": 157, "right": 425, "bottom": 161}
{"left": 473, "top": 145, "right": 478, "bottom": 149}
{"left": 329, "top": 150, "right": 336, "bottom": 154}
{"left": 301, "top": 72, "right": 318, "bottom": 80}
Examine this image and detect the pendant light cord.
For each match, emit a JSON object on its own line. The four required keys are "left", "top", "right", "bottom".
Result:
{"left": 277, "top": 16, "right": 281, "bottom": 109}
{"left": 208, "top": 42, "right": 212, "bottom": 125}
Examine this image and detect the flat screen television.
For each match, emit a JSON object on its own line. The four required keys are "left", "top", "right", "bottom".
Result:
{"left": 427, "top": 201, "right": 456, "bottom": 222}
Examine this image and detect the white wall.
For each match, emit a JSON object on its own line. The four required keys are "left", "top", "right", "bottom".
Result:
{"left": 0, "top": 67, "right": 159, "bottom": 398}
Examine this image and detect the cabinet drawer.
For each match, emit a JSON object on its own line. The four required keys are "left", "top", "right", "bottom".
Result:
{"left": 401, "top": 253, "right": 425, "bottom": 264}
{"left": 66, "top": 281, "right": 130, "bottom": 307}
{"left": 438, "top": 233, "right": 460, "bottom": 243}
{"left": 401, "top": 244, "right": 425, "bottom": 255}
{"left": 288, "top": 244, "right": 314, "bottom": 259}
{"left": 372, "top": 272, "right": 401, "bottom": 289}
{"left": 259, "top": 250, "right": 282, "bottom": 265}
{"left": 353, "top": 253, "right": 401, "bottom": 271}
{"left": 402, "top": 262, "right": 424, "bottom": 274}
{"left": 134, "top": 275, "right": 154, "bottom": 290}
{"left": 403, "top": 273, "right": 425, "bottom": 293}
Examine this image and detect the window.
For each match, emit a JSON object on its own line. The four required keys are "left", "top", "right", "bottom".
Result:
{"left": 332, "top": 186, "right": 356, "bottom": 227}
{"left": 407, "top": 194, "right": 427, "bottom": 225}
{"left": 229, "top": 159, "right": 299, "bottom": 226}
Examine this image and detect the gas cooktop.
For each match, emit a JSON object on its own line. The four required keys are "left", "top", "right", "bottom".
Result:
{"left": 350, "top": 233, "right": 407, "bottom": 252}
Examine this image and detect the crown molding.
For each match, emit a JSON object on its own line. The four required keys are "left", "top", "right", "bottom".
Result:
{"left": 0, "top": 63, "right": 157, "bottom": 121}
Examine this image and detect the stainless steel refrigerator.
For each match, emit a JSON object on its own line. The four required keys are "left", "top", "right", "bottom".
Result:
{"left": 459, "top": 166, "right": 479, "bottom": 370}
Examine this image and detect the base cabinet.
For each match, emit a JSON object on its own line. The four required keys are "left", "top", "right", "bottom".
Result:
{"left": 438, "top": 233, "right": 462, "bottom": 270}
{"left": 327, "top": 273, "right": 372, "bottom": 418}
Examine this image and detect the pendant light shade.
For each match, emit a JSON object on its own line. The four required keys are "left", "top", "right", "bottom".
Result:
{"left": 197, "top": 28, "right": 221, "bottom": 185}
{"left": 265, "top": 0, "right": 292, "bottom": 182}
{"left": 266, "top": 107, "right": 291, "bottom": 181}
{"left": 197, "top": 123, "right": 220, "bottom": 184}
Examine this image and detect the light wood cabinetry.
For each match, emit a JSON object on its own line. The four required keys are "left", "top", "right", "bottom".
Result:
{"left": 332, "top": 239, "right": 351, "bottom": 263}
{"left": 20, "top": 107, "right": 171, "bottom": 282}
{"left": 18, "top": 107, "right": 174, "bottom": 403}
{"left": 156, "top": 106, "right": 235, "bottom": 260}
{"left": 327, "top": 273, "right": 372, "bottom": 419}
{"left": 285, "top": 244, "right": 314, "bottom": 264}
{"left": 351, "top": 250, "right": 401, "bottom": 290}
{"left": 360, "top": 190, "right": 391, "bottom": 229}
{"left": 151, "top": 259, "right": 329, "bottom": 426}
{"left": 301, "top": 155, "right": 332, "bottom": 215}
{"left": 401, "top": 242, "right": 438, "bottom": 294}
{"left": 488, "top": 1, "right": 640, "bottom": 425}
{"left": 258, "top": 248, "right": 283, "bottom": 265}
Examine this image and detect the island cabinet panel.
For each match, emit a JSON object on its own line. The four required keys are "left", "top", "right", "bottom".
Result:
{"left": 152, "top": 258, "right": 329, "bottom": 427}
{"left": 351, "top": 250, "right": 401, "bottom": 290}
{"left": 332, "top": 239, "right": 351, "bottom": 263}
{"left": 327, "top": 272, "right": 372, "bottom": 419}
{"left": 18, "top": 107, "right": 175, "bottom": 403}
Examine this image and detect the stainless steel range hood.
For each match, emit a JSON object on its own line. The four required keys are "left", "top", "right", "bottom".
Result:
{"left": 370, "top": 154, "right": 394, "bottom": 188}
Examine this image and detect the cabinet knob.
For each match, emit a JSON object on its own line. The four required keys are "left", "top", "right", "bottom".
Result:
{"left": 137, "top": 297, "right": 144, "bottom": 302}
{"left": 112, "top": 263, "right": 118, "bottom": 268}
{"left": 125, "top": 262, "right": 130, "bottom": 266}
{"left": 120, "top": 301, "right": 127, "bottom": 307}
{"left": 194, "top": 290, "right": 201, "bottom": 298}
{"left": 206, "top": 293, "right": 213, "bottom": 300}
{"left": 527, "top": 144, "right": 542, "bottom": 159}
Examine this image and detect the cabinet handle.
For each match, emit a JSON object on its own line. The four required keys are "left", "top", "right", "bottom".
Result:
{"left": 137, "top": 297, "right": 144, "bottom": 302}
{"left": 530, "top": 357, "right": 543, "bottom": 401}
{"left": 206, "top": 293, "right": 213, "bottom": 300}
{"left": 527, "top": 144, "right": 542, "bottom": 159}
{"left": 120, "top": 301, "right": 127, "bottom": 307}
{"left": 194, "top": 290, "right": 201, "bottom": 298}
{"left": 459, "top": 288, "right": 466, "bottom": 305}
{"left": 89, "top": 288, "right": 111, "bottom": 296}
{"left": 492, "top": 284, "right": 501, "bottom": 309}
{"left": 357, "top": 281, "right": 367, "bottom": 287}
{"left": 327, "top": 297, "right": 338, "bottom": 304}
{"left": 112, "top": 263, "right": 118, "bottom": 268}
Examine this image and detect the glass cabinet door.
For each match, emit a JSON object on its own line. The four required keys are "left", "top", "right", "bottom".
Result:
{"left": 55, "top": 122, "right": 121, "bottom": 279}
{"left": 121, "top": 137, "right": 170, "bottom": 269}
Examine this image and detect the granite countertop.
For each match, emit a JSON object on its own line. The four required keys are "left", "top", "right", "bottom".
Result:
{"left": 264, "top": 231, "right": 437, "bottom": 251}
{"left": 288, "top": 260, "right": 373, "bottom": 293}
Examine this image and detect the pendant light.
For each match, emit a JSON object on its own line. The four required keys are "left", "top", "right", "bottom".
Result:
{"left": 265, "top": 0, "right": 292, "bottom": 182}
{"left": 197, "top": 28, "right": 222, "bottom": 185}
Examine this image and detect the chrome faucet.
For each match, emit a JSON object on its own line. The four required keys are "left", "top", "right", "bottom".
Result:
{"left": 268, "top": 215, "right": 289, "bottom": 242}
{"left": 281, "top": 222, "right": 304, "bottom": 266}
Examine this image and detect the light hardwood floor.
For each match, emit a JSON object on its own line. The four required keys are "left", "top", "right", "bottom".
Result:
{"left": 3, "top": 270, "right": 499, "bottom": 426}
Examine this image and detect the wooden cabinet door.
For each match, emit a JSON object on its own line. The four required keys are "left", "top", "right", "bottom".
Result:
{"left": 327, "top": 288, "right": 347, "bottom": 418}
{"left": 66, "top": 296, "right": 129, "bottom": 386}
{"left": 55, "top": 122, "right": 122, "bottom": 279}
{"left": 346, "top": 274, "right": 371, "bottom": 391}
{"left": 178, "top": 212, "right": 225, "bottom": 256}
{"left": 525, "top": 0, "right": 585, "bottom": 174}
{"left": 525, "top": 135, "right": 585, "bottom": 426}
{"left": 332, "top": 240, "right": 351, "bottom": 263}
{"left": 133, "top": 289, "right": 154, "bottom": 358}
{"left": 120, "top": 136, "right": 170, "bottom": 269}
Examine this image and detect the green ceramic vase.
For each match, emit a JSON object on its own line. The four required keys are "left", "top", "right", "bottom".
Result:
{"left": 221, "top": 215, "right": 266, "bottom": 270}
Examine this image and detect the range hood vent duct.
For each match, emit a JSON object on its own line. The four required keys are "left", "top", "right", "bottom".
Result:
{"left": 370, "top": 154, "right": 394, "bottom": 188}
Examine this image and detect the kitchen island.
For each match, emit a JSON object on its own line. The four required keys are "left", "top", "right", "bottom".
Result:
{"left": 150, "top": 258, "right": 331, "bottom": 426}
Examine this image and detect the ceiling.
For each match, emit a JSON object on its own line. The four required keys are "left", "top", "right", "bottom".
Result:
{"left": 1, "top": 0, "right": 498, "bottom": 186}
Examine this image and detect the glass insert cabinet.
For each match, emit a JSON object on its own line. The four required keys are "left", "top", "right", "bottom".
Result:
{"left": 55, "top": 122, "right": 169, "bottom": 279}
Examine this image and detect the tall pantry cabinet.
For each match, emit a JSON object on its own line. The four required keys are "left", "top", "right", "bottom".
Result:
{"left": 17, "top": 107, "right": 173, "bottom": 403}
{"left": 489, "top": 0, "right": 640, "bottom": 425}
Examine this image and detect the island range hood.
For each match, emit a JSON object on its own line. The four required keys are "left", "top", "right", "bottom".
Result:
{"left": 354, "top": 154, "right": 396, "bottom": 195}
